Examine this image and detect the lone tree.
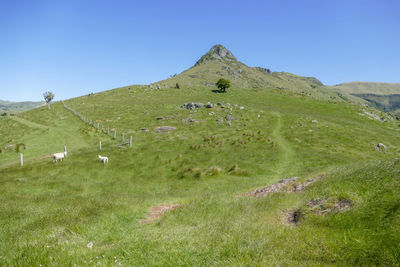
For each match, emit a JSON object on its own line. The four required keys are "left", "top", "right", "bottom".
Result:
{"left": 216, "top": 78, "right": 231, "bottom": 93}
{"left": 43, "top": 91, "right": 55, "bottom": 109}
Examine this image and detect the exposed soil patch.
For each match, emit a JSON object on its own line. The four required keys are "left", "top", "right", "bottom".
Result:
{"left": 244, "top": 175, "right": 323, "bottom": 197}
{"left": 284, "top": 198, "right": 352, "bottom": 226}
{"left": 284, "top": 209, "right": 302, "bottom": 225}
{"left": 140, "top": 204, "right": 182, "bottom": 224}
{"left": 306, "top": 198, "right": 352, "bottom": 215}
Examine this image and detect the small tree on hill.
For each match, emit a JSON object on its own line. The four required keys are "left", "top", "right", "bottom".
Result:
{"left": 175, "top": 82, "right": 180, "bottom": 89}
{"left": 216, "top": 78, "right": 231, "bottom": 93}
{"left": 43, "top": 91, "right": 54, "bottom": 109}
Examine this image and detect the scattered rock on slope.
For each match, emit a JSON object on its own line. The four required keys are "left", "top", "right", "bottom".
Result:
{"left": 306, "top": 198, "right": 352, "bottom": 215}
{"left": 377, "top": 143, "right": 387, "bottom": 150}
{"left": 245, "top": 177, "right": 298, "bottom": 197}
{"left": 244, "top": 175, "right": 323, "bottom": 197}
{"left": 285, "top": 198, "right": 352, "bottom": 225}
{"left": 181, "top": 103, "right": 204, "bottom": 110}
{"left": 155, "top": 126, "right": 176, "bottom": 133}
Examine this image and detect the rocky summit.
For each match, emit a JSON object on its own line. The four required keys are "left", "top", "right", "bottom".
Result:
{"left": 195, "top": 44, "right": 237, "bottom": 66}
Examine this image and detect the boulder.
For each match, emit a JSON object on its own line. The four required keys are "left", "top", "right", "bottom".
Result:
{"left": 205, "top": 102, "right": 213, "bottom": 108}
{"left": 181, "top": 102, "right": 204, "bottom": 110}
{"left": 377, "top": 143, "right": 387, "bottom": 150}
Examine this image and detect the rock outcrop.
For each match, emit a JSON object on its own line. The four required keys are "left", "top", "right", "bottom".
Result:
{"left": 195, "top": 44, "right": 237, "bottom": 66}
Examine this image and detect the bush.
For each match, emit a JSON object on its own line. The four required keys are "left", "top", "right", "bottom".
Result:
{"left": 15, "top": 143, "right": 26, "bottom": 153}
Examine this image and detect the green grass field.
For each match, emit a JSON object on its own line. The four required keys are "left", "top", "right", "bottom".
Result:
{"left": 1, "top": 82, "right": 400, "bottom": 265}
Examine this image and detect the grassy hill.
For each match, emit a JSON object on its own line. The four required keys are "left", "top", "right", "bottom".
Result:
{"left": 1, "top": 45, "right": 400, "bottom": 265}
{"left": 0, "top": 99, "right": 44, "bottom": 113}
{"left": 333, "top": 82, "right": 400, "bottom": 114}
{"left": 155, "top": 45, "right": 341, "bottom": 102}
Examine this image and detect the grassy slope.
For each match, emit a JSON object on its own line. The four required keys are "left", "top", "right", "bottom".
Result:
{"left": 1, "top": 83, "right": 400, "bottom": 265}
{"left": 0, "top": 103, "right": 110, "bottom": 168}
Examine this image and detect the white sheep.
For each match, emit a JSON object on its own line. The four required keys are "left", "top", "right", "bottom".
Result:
{"left": 53, "top": 151, "right": 67, "bottom": 163}
{"left": 98, "top": 155, "right": 108, "bottom": 164}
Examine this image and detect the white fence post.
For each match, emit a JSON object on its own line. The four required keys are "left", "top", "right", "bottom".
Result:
{"left": 64, "top": 145, "right": 67, "bottom": 153}
{"left": 99, "top": 141, "right": 102, "bottom": 151}
{"left": 107, "top": 128, "right": 110, "bottom": 135}
{"left": 130, "top": 136, "right": 132, "bottom": 147}
{"left": 122, "top": 133, "right": 125, "bottom": 142}
{"left": 20, "top": 153, "right": 23, "bottom": 167}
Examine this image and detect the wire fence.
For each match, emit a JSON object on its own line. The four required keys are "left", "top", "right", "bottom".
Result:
{"left": 61, "top": 101, "right": 132, "bottom": 148}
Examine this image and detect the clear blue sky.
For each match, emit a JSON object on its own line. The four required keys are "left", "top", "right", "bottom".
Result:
{"left": 0, "top": 0, "right": 399, "bottom": 101}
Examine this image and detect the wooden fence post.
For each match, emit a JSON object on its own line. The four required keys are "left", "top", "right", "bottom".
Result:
{"left": 114, "top": 130, "right": 116, "bottom": 139}
{"left": 20, "top": 153, "right": 23, "bottom": 167}
{"left": 99, "top": 141, "right": 102, "bottom": 151}
{"left": 107, "top": 128, "right": 110, "bottom": 135}
{"left": 130, "top": 136, "right": 132, "bottom": 147}
{"left": 122, "top": 133, "right": 125, "bottom": 142}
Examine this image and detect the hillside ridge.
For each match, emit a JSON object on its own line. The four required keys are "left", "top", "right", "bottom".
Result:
{"left": 152, "top": 44, "right": 334, "bottom": 101}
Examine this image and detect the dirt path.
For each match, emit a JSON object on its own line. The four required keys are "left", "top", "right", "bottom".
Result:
{"left": 140, "top": 204, "right": 182, "bottom": 224}
{"left": 270, "top": 112, "right": 299, "bottom": 176}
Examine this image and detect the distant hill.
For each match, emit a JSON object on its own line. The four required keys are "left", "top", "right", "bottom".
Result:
{"left": 333, "top": 82, "right": 400, "bottom": 95}
{"left": 153, "top": 44, "right": 341, "bottom": 101}
{"left": 333, "top": 82, "right": 400, "bottom": 114}
{"left": 0, "top": 100, "right": 44, "bottom": 113}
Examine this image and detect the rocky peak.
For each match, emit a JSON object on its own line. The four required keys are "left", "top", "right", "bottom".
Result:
{"left": 195, "top": 44, "right": 237, "bottom": 66}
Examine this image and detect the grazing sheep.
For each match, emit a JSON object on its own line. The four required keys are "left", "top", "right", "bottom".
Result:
{"left": 98, "top": 155, "right": 108, "bottom": 164}
{"left": 53, "top": 151, "right": 67, "bottom": 163}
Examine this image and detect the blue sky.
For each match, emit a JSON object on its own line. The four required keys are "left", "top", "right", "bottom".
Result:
{"left": 0, "top": 0, "right": 399, "bottom": 101}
